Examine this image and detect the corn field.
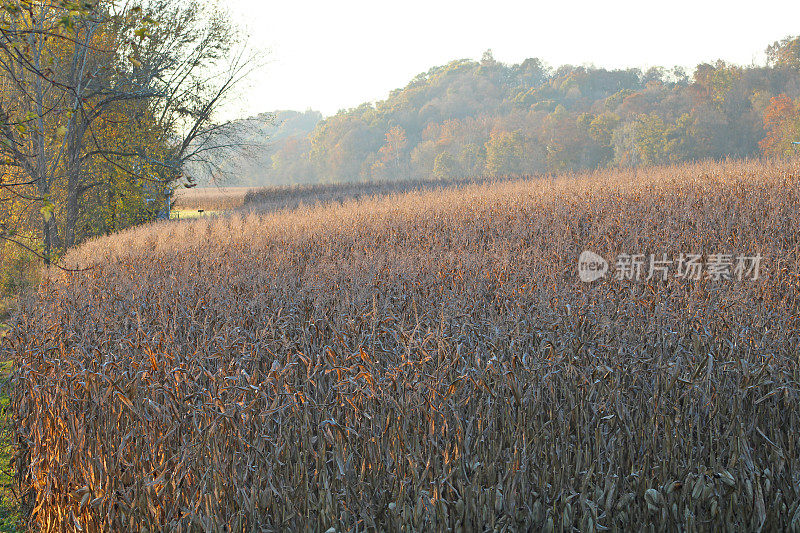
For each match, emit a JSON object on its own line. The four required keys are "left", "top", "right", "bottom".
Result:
{"left": 5, "top": 159, "right": 800, "bottom": 531}
{"left": 240, "top": 175, "right": 516, "bottom": 214}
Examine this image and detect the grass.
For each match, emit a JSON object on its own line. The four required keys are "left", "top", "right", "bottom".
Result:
{"left": 0, "top": 253, "right": 27, "bottom": 531}
{"left": 5, "top": 159, "right": 800, "bottom": 530}
{"left": 170, "top": 186, "right": 245, "bottom": 220}
{"left": 169, "top": 209, "right": 221, "bottom": 220}
{"left": 0, "top": 361, "right": 19, "bottom": 533}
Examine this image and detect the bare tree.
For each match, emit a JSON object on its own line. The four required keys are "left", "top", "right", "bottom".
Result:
{"left": 133, "top": 0, "right": 264, "bottom": 185}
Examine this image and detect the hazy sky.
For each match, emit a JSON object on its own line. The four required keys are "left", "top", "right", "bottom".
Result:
{"left": 222, "top": 0, "right": 800, "bottom": 119}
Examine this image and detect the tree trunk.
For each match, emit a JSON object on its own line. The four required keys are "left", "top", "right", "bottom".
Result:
{"left": 64, "top": 120, "right": 86, "bottom": 249}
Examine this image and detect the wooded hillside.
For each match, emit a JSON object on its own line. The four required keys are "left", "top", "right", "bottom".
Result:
{"left": 232, "top": 39, "right": 800, "bottom": 186}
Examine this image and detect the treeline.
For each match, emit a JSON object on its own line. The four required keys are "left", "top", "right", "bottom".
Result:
{"left": 0, "top": 0, "right": 253, "bottom": 279}
{"left": 258, "top": 38, "right": 800, "bottom": 185}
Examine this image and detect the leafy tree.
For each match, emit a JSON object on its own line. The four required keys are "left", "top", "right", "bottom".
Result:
{"left": 767, "top": 36, "right": 800, "bottom": 70}
{"left": 0, "top": 0, "right": 259, "bottom": 265}
{"left": 485, "top": 130, "right": 525, "bottom": 175}
{"left": 759, "top": 94, "right": 800, "bottom": 155}
{"left": 377, "top": 125, "right": 408, "bottom": 175}
{"left": 433, "top": 152, "right": 458, "bottom": 180}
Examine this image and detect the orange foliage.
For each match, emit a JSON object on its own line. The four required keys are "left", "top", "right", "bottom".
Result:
{"left": 759, "top": 94, "right": 799, "bottom": 155}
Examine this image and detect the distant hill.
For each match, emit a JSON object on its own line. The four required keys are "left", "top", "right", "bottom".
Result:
{"left": 290, "top": 44, "right": 800, "bottom": 184}
{"left": 204, "top": 37, "right": 800, "bottom": 187}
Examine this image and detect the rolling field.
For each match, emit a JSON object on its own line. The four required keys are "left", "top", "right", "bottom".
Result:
{"left": 170, "top": 187, "right": 252, "bottom": 221}
{"left": 172, "top": 187, "right": 254, "bottom": 212}
{"left": 5, "top": 159, "right": 800, "bottom": 531}
{"left": 240, "top": 176, "right": 518, "bottom": 214}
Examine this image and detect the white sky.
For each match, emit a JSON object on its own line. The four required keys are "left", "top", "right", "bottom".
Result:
{"left": 222, "top": 0, "right": 800, "bottom": 119}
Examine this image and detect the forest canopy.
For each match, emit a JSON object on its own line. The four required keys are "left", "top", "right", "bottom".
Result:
{"left": 235, "top": 38, "right": 800, "bottom": 186}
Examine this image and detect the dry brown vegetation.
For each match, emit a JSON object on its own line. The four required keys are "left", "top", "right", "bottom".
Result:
{"left": 172, "top": 187, "right": 253, "bottom": 211}
{"left": 241, "top": 175, "right": 516, "bottom": 214}
{"left": 5, "top": 159, "right": 800, "bottom": 531}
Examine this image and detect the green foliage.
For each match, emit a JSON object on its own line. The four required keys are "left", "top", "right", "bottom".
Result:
{"left": 432, "top": 152, "right": 457, "bottom": 180}
{"left": 0, "top": 361, "right": 19, "bottom": 533}
{"left": 485, "top": 130, "right": 525, "bottom": 175}
{"left": 0, "top": 245, "right": 39, "bottom": 298}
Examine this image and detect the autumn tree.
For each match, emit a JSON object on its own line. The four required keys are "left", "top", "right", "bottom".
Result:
{"left": 432, "top": 152, "right": 457, "bottom": 180}
{"left": 485, "top": 129, "right": 525, "bottom": 175}
{"left": 375, "top": 125, "right": 408, "bottom": 178}
{"left": 0, "top": 0, "right": 259, "bottom": 265}
{"left": 759, "top": 94, "right": 800, "bottom": 156}
{"left": 767, "top": 36, "right": 800, "bottom": 70}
